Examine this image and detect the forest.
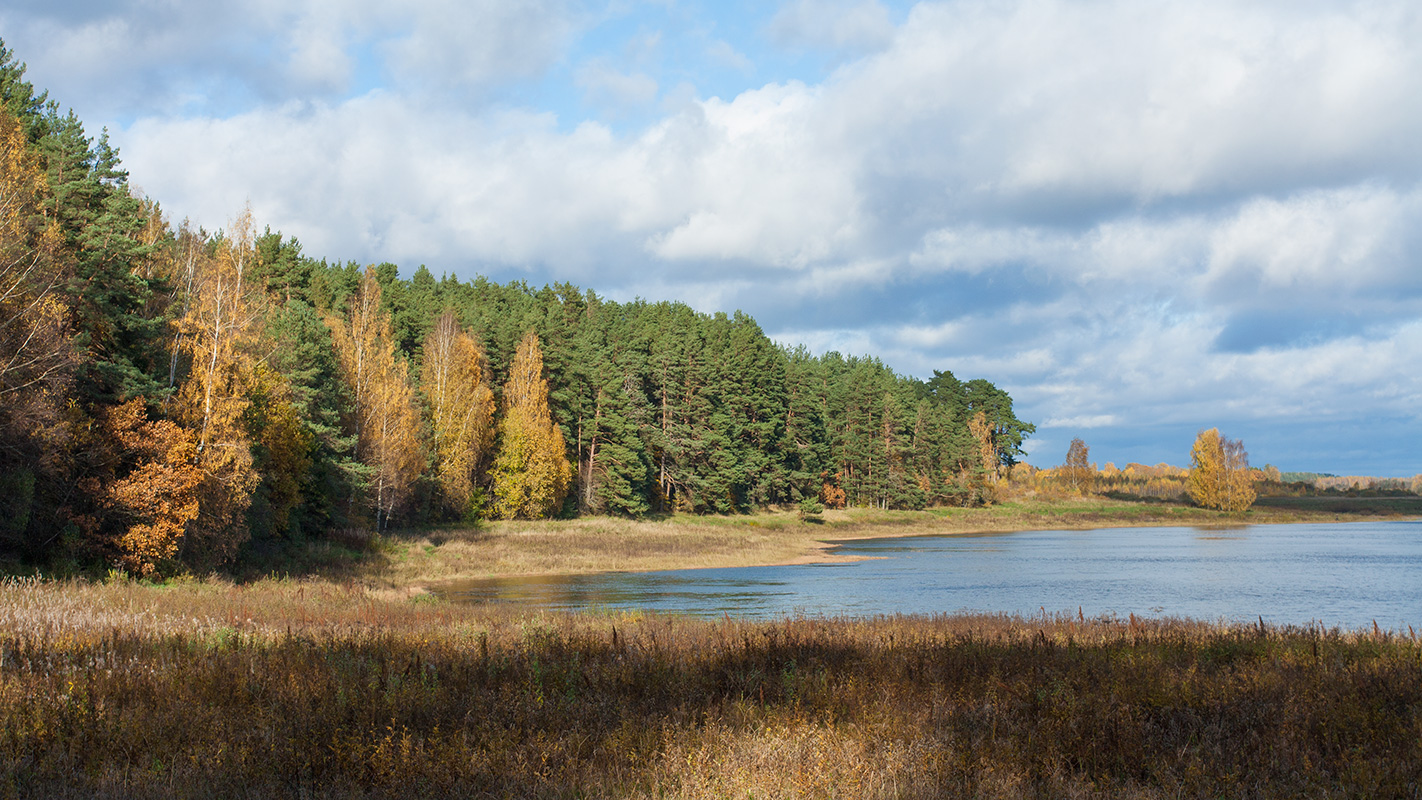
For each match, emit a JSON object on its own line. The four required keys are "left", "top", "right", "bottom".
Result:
{"left": 0, "top": 42, "right": 1031, "bottom": 575}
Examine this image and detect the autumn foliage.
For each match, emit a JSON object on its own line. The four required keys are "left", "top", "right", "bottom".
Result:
{"left": 171, "top": 210, "right": 263, "bottom": 563}
{"left": 421, "top": 309, "right": 495, "bottom": 517}
{"left": 1187, "top": 428, "right": 1257, "bottom": 511}
{"left": 0, "top": 41, "right": 1043, "bottom": 572}
{"left": 92, "top": 401, "right": 203, "bottom": 575}
{"left": 491, "top": 331, "right": 570, "bottom": 519}
{"left": 1061, "top": 437, "right": 1094, "bottom": 495}
{"left": 326, "top": 269, "right": 422, "bottom": 529}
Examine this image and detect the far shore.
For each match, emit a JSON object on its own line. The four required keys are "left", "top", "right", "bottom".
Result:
{"left": 332, "top": 495, "right": 1422, "bottom": 593}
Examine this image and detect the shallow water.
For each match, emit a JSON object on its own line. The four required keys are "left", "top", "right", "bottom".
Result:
{"left": 440, "top": 520, "right": 1422, "bottom": 630}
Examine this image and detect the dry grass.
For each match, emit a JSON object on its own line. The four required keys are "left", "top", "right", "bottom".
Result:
{"left": 2, "top": 577, "right": 1420, "bottom": 798}
{"left": 345, "top": 496, "right": 1410, "bottom": 588}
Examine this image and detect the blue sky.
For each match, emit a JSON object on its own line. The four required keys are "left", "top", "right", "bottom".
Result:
{"left": 4, "top": 0, "right": 1420, "bottom": 476}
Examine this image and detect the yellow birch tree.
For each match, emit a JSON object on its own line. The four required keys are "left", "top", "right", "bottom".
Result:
{"left": 491, "top": 330, "right": 569, "bottom": 519}
{"left": 172, "top": 208, "right": 262, "bottom": 563}
{"left": 1187, "top": 428, "right": 1256, "bottom": 511}
{"left": 326, "top": 268, "right": 422, "bottom": 529}
{"left": 421, "top": 309, "right": 495, "bottom": 517}
{"left": 0, "top": 108, "right": 69, "bottom": 409}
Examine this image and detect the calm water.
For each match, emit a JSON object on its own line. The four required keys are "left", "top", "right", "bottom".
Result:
{"left": 441, "top": 521, "right": 1422, "bottom": 630}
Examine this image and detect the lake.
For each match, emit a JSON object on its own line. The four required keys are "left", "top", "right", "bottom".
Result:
{"left": 440, "top": 520, "right": 1422, "bottom": 630}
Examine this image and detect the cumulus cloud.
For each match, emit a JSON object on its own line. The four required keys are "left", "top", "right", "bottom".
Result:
{"left": 576, "top": 61, "right": 659, "bottom": 112}
{"left": 768, "top": 0, "right": 896, "bottom": 56}
{"left": 67, "top": 0, "right": 1422, "bottom": 473}
{"left": 1, "top": 0, "right": 582, "bottom": 119}
{"left": 377, "top": 0, "right": 580, "bottom": 93}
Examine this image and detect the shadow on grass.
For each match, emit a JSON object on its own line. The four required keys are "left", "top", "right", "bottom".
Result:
{"left": 227, "top": 524, "right": 484, "bottom": 585}
{"left": 1254, "top": 495, "right": 1422, "bottom": 515}
{"left": 2, "top": 610, "right": 1419, "bottom": 798}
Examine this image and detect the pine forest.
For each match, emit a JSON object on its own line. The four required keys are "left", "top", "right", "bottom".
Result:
{"left": 0, "top": 42, "right": 1033, "bottom": 575}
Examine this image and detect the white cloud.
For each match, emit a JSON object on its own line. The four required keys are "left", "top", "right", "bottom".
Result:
{"left": 768, "top": 0, "right": 895, "bottom": 56}
{"left": 1042, "top": 415, "right": 1118, "bottom": 430}
{"left": 79, "top": 0, "right": 1422, "bottom": 473}
{"left": 576, "top": 61, "right": 659, "bottom": 111}
{"left": 378, "top": 0, "right": 580, "bottom": 92}
{"left": 2, "top": 0, "right": 583, "bottom": 119}
{"left": 706, "top": 40, "right": 753, "bottom": 74}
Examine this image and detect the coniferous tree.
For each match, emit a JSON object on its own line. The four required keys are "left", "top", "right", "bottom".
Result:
{"left": 44, "top": 112, "right": 163, "bottom": 403}
{"left": 263, "top": 297, "right": 364, "bottom": 530}
{"left": 572, "top": 300, "right": 653, "bottom": 516}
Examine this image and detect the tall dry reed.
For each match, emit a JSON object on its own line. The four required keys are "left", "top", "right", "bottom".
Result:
{"left": 1, "top": 577, "right": 1419, "bottom": 798}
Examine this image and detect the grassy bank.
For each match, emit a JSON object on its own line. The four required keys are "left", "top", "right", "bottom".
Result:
{"left": 272, "top": 495, "right": 1420, "bottom": 589}
{"left": 2, "top": 577, "right": 1419, "bottom": 798}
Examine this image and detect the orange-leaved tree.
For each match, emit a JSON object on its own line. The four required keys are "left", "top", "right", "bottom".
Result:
{"left": 491, "top": 330, "right": 569, "bottom": 519}
{"left": 171, "top": 208, "right": 263, "bottom": 564}
{"left": 1186, "top": 428, "right": 1256, "bottom": 511}
{"left": 326, "top": 267, "right": 422, "bottom": 529}
{"left": 421, "top": 309, "right": 495, "bottom": 518}
{"left": 95, "top": 400, "right": 202, "bottom": 576}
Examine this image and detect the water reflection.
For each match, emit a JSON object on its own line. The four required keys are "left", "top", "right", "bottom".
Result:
{"left": 439, "top": 521, "right": 1422, "bottom": 630}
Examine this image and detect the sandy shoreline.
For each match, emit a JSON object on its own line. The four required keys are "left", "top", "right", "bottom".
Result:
{"left": 401, "top": 499, "right": 1416, "bottom": 590}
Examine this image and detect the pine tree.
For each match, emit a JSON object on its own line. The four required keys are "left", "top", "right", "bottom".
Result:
{"left": 43, "top": 111, "right": 163, "bottom": 402}
{"left": 491, "top": 331, "right": 569, "bottom": 519}
{"left": 263, "top": 297, "right": 364, "bottom": 530}
{"left": 571, "top": 300, "right": 652, "bottom": 517}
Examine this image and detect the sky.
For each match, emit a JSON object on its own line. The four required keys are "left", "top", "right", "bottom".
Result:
{"left": 4, "top": 0, "right": 1420, "bottom": 476}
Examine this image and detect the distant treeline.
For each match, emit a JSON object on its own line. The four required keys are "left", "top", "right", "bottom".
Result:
{"left": 0, "top": 43, "right": 1031, "bottom": 574}
{"left": 1021, "top": 460, "right": 1421, "bottom": 502}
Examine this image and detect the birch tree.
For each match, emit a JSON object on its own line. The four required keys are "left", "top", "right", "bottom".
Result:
{"left": 421, "top": 309, "right": 494, "bottom": 517}
{"left": 172, "top": 207, "right": 262, "bottom": 563}
{"left": 491, "top": 330, "right": 569, "bottom": 519}
{"left": 1062, "top": 437, "right": 1094, "bottom": 494}
{"left": 1187, "top": 428, "right": 1256, "bottom": 512}
{"left": 327, "top": 267, "right": 422, "bottom": 528}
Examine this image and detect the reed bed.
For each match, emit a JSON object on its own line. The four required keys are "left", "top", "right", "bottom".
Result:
{"left": 2, "top": 576, "right": 1419, "bottom": 798}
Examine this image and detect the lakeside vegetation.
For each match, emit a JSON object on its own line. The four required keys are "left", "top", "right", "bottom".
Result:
{"left": 227, "top": 495, "right": 1422, "bottom": 589}
{"left": 0, "top": 41, "right": 1033, "bottom": 580}
{"left": 2, "top": 576, "right": 1419, "bottom": 799}
{"left": 5, "top": 36, "right": 1422, "bottom": 799}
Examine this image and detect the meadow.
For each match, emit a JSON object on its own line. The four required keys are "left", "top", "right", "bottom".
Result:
{"left": 2, "top": 574, "right": 1420, "bottom": 799}
{"left": 5, "top": 497, "right": 1421, "bottom": 798}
